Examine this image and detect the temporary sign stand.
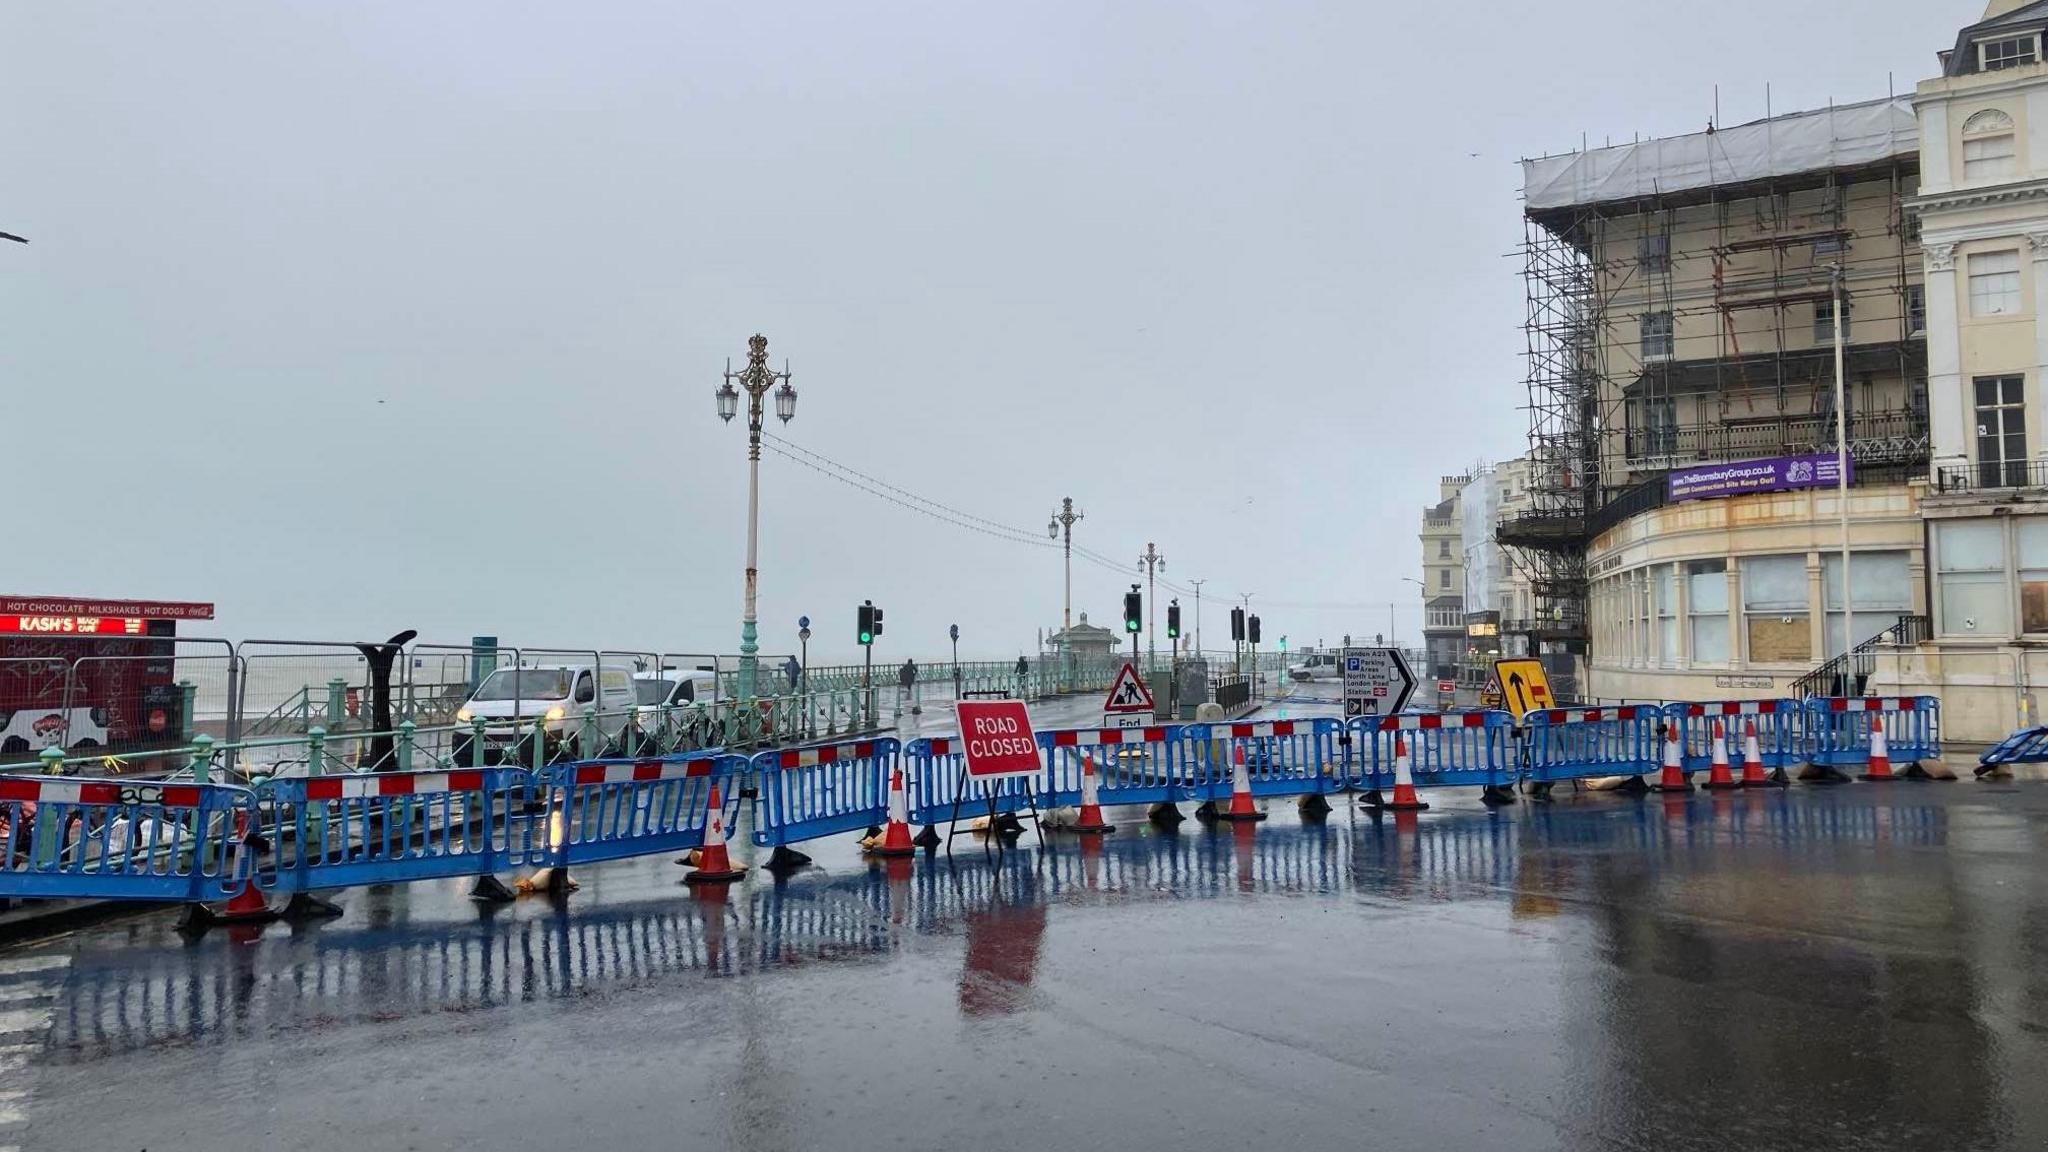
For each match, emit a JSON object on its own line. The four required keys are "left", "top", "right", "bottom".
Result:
{"left": 948, "top": 700, "right": 1047, "bottom": 861}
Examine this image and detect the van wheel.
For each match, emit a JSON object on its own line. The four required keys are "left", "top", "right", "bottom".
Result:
{"left": 1, "top": 737, "right": 29, "bottom": 758}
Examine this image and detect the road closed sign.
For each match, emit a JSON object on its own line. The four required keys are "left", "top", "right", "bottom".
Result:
{"left": 954, "top": 699, "right": 1042, "bottom": 779}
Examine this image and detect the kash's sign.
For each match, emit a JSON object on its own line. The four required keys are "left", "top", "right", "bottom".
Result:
{"left": 1667, "top": 454, "right": 1849, "bottom": 502}
{"left": 954, "top": 699, "right": 1042, "bottom": 780}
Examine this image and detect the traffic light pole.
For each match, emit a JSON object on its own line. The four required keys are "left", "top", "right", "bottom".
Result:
{"left": 864, "top": 644, "right": 874, "bottom": 729}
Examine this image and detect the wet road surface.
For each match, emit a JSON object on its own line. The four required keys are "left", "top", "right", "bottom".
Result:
{"left": 5, "top": 775, "right": 2046, "bottom": 1151}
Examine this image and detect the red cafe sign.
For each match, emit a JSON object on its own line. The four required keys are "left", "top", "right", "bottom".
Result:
{"left": 0, "top": 615, "right": 150, "bottom": 635}
{"left": 0, "top": 596, "right": 214, "bottom": 621}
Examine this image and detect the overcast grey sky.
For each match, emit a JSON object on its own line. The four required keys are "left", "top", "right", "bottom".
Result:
{"left": 1, "top": 1, "right": 1966, "bottom": 662}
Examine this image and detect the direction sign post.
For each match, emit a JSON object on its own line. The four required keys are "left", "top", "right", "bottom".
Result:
{"left": 1342, "top": 647, "right": 1416, "bottom": 718}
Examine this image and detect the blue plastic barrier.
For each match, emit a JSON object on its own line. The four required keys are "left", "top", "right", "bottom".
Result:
{"left": 903, "top": 735, "right": 1034, "bottom": 825}
{"left": 1806, "top": 696, "right": 1940, "bottom": 769}
{"left": 751, "top": 738, "right": 899, "bottom": 847}
{"left": 1521, "top": 706, "right": 1665, "bottom": 784}
{"left": 540, "top": 753, "right": 742, "bottom": 867}
{"left": 0, "top": 774, "right": 250, "bottom": 903}
{"left": 1180, "top": 719, "right": 1345, "bottom": 802}
{"left": 255, "top": 767, "right": 545, "bottom": 893}
{"left": 1351, "top": 711, "right": 1517, "bottom": 792}
{"left": 1039, "top": 724, "right": 1196, "bottom": 808}
{"left": 1666, "top": 699, "right": 1806, "bottom": 771}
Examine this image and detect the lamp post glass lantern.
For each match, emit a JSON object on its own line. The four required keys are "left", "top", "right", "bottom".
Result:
{"left": 715, "top": 334, "right": 795, "bottom": 701}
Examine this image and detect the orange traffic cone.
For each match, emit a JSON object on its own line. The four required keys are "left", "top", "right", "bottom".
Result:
{"left": 1860, "top": 721, "right": 1896, "bottom": 782}
{"left": 1071, "top": 753, "right": 1116, "bottom": 834}
{"left": 683, "top": 782, "right": 747, "bottom": 885}
{"left": 1386, "top": 734, "right": 1429, "bottom": 812}
{"left": 867, "top": 767, "right": 917, "bottom": 857}
{"left": 1702, "top": 719, "right": 1739, "bottom": 790}
{"left": 1217, "top": 743, "right": 1266, "bottom": 822}
{"left": 1652, "top": 724, "right": 1692, "bottom": 793}
{"left": 178, "top": 809, "right": 277, "bottom": 933}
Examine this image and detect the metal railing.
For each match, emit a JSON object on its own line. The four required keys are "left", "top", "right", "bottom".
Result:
{"left": 1621, "top": 409, "right": 1928, "bottom": 470}
{"left": 1789, "top": 614, "right": 1929, "bottom": 700}
{"left": 1933, "top": 458, "right": 2048, "bottom": 493}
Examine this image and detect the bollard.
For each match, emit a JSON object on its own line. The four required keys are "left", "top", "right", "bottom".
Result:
{"left": 177, "top": 679, "right": 198, "bottom": 742}
{"left": 190, "top": 733, "right": 215, "bottom": 785}
{"left": 397, "top": 720, "right": 416, "bottom": 773}
{"left": 306, "top": 727, "right": 325, "bottom": 777}
{"left": 470, "top": 716, "right": 487, "bottom": 768}
{"left": 37, "top": 745, "right": 64, "bottom": 776}
{"left": 326, "top": 678, "right": 348, "bottom": 727}
{"left": 579, "top": 706, "right": 598, "bottom": 761}
{"left": 531, "top": 719, "right": 548, "bottom": 772}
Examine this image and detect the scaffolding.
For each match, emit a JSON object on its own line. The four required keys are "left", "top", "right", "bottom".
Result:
{"left": 1502, "top": 98, "right": 1928, "bottom": 655}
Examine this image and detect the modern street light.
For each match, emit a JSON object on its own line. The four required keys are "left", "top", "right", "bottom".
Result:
{"left": 716, "top": 334, "right": 796, "bottom": 702}
{"left": 1137, "top": 542, "right": 1165, "bottom": 670}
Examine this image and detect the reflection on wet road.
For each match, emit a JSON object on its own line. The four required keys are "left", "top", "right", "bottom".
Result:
{"left": 6, "top": 783, "right": 2048, "bottom": 1151}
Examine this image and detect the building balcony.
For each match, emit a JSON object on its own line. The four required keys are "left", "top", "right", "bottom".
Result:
{"left": 1933, "top": 459, "right": 2048, "bottom": 494}
{"left": 1621, "top": 408, "right": 1928, "bottom": 473}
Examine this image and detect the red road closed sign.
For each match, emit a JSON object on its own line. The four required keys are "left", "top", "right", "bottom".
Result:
{"left": 954, "top": 699, "right": 1041, "bottom": 779}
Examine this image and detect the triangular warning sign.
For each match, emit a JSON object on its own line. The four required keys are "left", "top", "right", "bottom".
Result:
{"left": 1102, "top": 662, "right": 1156, "bottom": 713}
{"left": 1482, "top": 673, "right": 1501, "bottom": 694}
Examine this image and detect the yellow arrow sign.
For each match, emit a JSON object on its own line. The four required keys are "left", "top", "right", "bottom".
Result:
{"left": 1494, "top": 658, "right": 1553, "bottom": 717}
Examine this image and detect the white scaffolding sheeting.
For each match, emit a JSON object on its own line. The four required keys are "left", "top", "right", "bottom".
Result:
{"left": 1523, "top": 96, "right": 1917, "bottom": 211}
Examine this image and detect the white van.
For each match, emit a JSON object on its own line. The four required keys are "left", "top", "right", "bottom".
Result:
{"left": 1288, "top": 653, "right": 1341, "bottom": 682}
{"left": 451, "top": 664, "right": 638, "bottom": 765}
{"left": 628, "top": 668, "right": 724, "bottom": 753}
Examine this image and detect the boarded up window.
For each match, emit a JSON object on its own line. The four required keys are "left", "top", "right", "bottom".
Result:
{"left": 1747, "top": 616, "right": 1811, "bottom": 663}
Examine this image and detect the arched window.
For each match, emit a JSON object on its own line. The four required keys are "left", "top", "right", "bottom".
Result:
{"left": 1963, "top": 108, "right": 2018, "bottom": 180}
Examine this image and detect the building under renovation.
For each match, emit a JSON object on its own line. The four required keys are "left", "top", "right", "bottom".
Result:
{"left": 1503, "top": 97, "right": 1930, "bottom": 704}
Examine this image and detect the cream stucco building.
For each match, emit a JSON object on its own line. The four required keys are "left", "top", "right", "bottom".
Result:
{"left": 1897, "top": 0, "right": 2048, "bottom": 739}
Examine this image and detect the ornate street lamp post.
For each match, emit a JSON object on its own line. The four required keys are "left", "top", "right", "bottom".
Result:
{"left": 716, "top": 334, "right": 797, "bottom": 702}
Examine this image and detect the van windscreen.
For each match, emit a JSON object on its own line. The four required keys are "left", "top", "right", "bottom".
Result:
{"left": 472, "top": 669, "right": 571, "bottom": 701}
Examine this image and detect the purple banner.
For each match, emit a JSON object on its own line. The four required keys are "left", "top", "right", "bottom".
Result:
{"left": 1667, "top": 453, "right": 1851, "bottom": 502}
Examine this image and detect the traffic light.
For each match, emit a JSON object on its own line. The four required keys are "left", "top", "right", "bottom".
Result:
{"left": 873, "top": 604, "right": 884, "bottom": 638}
{"left": 857, "top": 601, "right": 874, "bottom": 646}
{"left": 1166, "top": 601, "right": 1181, "bottom": 639}
{"left": 1278, "top": 635, "right": 1287, "bottom": 653}
{"left": 1230, "top": 607, "right": 1245, "bottom": 642}
{"left": 1248, "top": 614, "right": 1262, "bottom": 644}
{"left": 1122, "top": 588, "right": 1142, "bottom": 634}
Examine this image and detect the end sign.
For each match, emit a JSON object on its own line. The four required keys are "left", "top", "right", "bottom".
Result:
{"left": 954, "top": 699, "right": 1042, "bottom": 779}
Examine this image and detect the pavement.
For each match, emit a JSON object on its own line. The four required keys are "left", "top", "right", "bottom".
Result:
{"left": 4, "top": 757, "right": 2047, "bottom": 1151}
